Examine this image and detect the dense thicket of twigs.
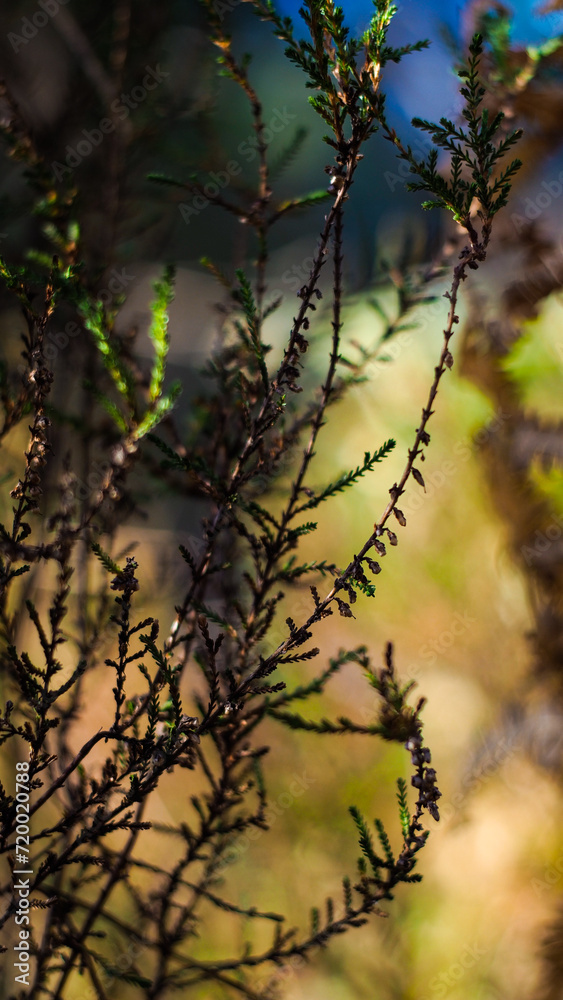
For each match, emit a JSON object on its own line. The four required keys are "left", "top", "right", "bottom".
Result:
{"left": 0, "top": 2, "right": 522, "bottom": 997}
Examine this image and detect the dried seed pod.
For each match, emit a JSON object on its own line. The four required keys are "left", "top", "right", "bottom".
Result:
{"left": 412, "top": 468, "right": 425, "bottom": 490}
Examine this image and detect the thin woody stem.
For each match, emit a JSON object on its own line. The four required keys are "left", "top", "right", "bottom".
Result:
{"left": 238, "top": 200, "right": 346, "bottom": 653}
{"left": 49, "top": 799, "right": 146, "bottom": 1000}
{"left": 163, "top": 156, "right": 363, "bottom": 659}
{"left": 254, "top": 224, "right": 491, "bottom": 673}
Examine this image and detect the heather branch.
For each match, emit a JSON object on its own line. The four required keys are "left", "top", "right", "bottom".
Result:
{"left": 0, "top": 9, "right": 524, "bottom": 997}
{"left": 49, "top": 800, "right": 147, "bottom": 1000}
{"left": 245, "top": 30, "right": 521, "bottom": 675}
{"left": 162, "top": 138, "right": 371, "bottom": 666}
{"left": 254, "top": 229, "right": 487, "bottom": 672}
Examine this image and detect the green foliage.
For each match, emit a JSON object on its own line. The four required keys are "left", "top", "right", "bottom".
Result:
{"left": 350, "top": 805, "right": 382, "bottom": 876}
{"left": 83, "top": 379, "right": 129, "bottom": 433}
{"left": 79, "top": 300, "right": 136, "bottom": 406}
{"left": 250, "top": 0, "right": 427, "bottom": 140}
{"left": 266, "top": 707, "right": 382, "bottom": 734}
{"left": 136, "top": 267, "right": 182, "bottom": 438}
{"left": 374, "top": 816, "right": 394, "bottom": 865}
{"left": 397, "top": 776, "right": 410, "bottom": 839}
{"left": 135, "top": 382, "right": 182, "bottom": 439}
{"left": 269, "top": 124, "right": 309, "bottom": 179}
{"left": 80, "top": 267, "right": 180, "bottom": 440}
{"left": 90, "top": 541, "right": 121, "bottom": 575}
{"left": 147, "top": 265, "right": 175, "bottom": 403}
{"left": 296, "top": 440, "right": 396, "bottom": 512}
{"left": 91, "top": 956, "right": 152, "bottom": 989}
{"left": 145, "top": 686, "right": 160, "bottom": 745}
{"left": 362, "top": 1, "right": 429, "bottom": 67}
{"left": 274, "top": 189, "right": 331, "bottom": 219}
{"left": 402, "top": 33, "right": 522, "bottom": 222}
{"left": 478, "top": 7, "right": 513, "bottom": 81}
{"left": 235, "top": 268, "right": 269, "bottom": 391}
{"left": 275, "top": 557, "right": 336, "bottom": 583}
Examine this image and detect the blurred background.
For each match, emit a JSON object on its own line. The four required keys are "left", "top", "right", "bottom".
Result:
{"left": 2, "top": 0, "right": 563, "bottom": 997}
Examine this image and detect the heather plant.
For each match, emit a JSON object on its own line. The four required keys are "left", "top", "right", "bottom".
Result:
{"left": 0, "top": 2, "right": 521, "bottom": 998}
